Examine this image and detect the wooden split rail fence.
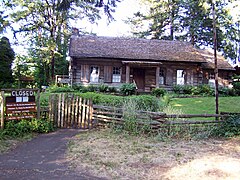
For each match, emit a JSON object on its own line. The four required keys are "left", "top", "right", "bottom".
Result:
{"left": 45, "top": 93, "right": 236, "bottom": 131}
{"left": 93, "top": 105, "right": 230, "bottom": 130}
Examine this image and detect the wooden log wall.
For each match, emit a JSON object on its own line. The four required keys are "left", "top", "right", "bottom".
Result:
{"left": 49, "top": 94, "right": 93, "bottom": 129}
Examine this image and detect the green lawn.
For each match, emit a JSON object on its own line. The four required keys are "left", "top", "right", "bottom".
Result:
{"left": 170, "top": 96, "right": 240, "bottom": 114}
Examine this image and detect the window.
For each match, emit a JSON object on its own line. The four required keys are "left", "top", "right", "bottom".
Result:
{"left": 177, "top": 70, "right": 185, "bottom": 85}
{"left": 112, "top": 67, "right": 121, "bottom": 83}
{"left": 90, "top": 66, "right": 99, "bottom": 83}
{"left": 159, "top": 68, "right": 165, "bottom": 85}
{"left": 209, "top": 72, "right": 215, "bottom": 79}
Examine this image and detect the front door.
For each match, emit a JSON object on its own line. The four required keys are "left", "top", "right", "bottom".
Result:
{"left": 133, "top": 68, "right": 145, "bottom": 90}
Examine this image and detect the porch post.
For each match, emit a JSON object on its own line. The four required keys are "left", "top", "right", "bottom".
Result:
{"left": 126, "top": 65, "right": 130, "bottom": 83}
{"left": 156, "top": 67, "right": 160, "bottom": 88}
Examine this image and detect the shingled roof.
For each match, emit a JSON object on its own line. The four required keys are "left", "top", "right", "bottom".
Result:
{"left": 69, "top": 35, "right": 234, "bottom": 70}
{"left": 199, "top": 49, "right": 234, "bottom": 70}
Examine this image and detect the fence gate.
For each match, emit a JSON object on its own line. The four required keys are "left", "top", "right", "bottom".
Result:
{"left": 49, "top": 94, "right": 93, "bottom": 129}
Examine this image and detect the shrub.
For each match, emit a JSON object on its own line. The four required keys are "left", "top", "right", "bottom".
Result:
{"left": 173, "top": 84, "right": 215, "bottom": 96}
{"left": 1, "top": 119, "right": 54, "bottom": 138}
{"left": 29, "top": 119, "right": 54, "bottom": 133}
{"left": 172, "top": 85, "right": 183, "bottom": 94}
{"left": 77, "top": 92, "right": 162, "bottom": 111}
{"left": 151, "top": 88, "right": 166, "bottom": 97}
{"left": 212, "top": 115, "right": 240, "bottom": 137}
{"left": 198, "top": 84, "right": 214, "bottom": 95}
{"left": 47, "top": 85, "right": 74, "bottom": 93}
{"left": 86, "top": 85, "right": 98, "bottom": 92}
{"left": 72, "top": 84, "right": 84, "bottom": 91}
{"left": 121, "top": 99, "right": 152, "bottom": 135}
{"left": 98, "top": 84, "right": 108, "bottom": 93}
{"left": 120, "top": 83, "right": 136, "bottom": 96}
{"left": 182, "top": 85, "right": 193, "bottom": 94}
{"left": 77, "top": 92, "right": 124, "bottom": 107}
{"left": 219, "top": 87, "right": 236, "bottom": 96}
{"left": 2, "top": 120, "right": 32, "bottom": 137}
{"left": 128, "top": 95, "right": 160, "bottom": 112}
{"left": 108, "top": 86, "right": 117, "bottom": 93}
{"left": 233, "top": 82, "right": 240, "bottom": 95}
{"left": 40, "top": 93, "right": 50, "bottom": 106}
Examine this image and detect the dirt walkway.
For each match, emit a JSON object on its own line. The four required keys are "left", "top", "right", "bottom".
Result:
{"left": 0, "top": 129, "right": 101, "bottom": 180}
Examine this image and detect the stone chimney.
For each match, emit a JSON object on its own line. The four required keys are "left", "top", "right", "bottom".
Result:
{"left": 72, "top": 27, "right": 79, "bottom": 36}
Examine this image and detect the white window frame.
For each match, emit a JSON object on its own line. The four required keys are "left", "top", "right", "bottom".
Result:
{"left": 112, "top": 67, "right": 121, "bottom": 83}
{"left": 159, "top": 68, "right": 165, "bottom": 85}
{"left": 90, "top": 66, "right": 99, "bottom": 83}
{"left": 177, "top": 70, "right": 185, "bottom": 85}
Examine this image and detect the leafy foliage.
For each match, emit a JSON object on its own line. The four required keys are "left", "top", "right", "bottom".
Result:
{"left": 151, "top": 88, "right": 167, "bottom": 97}
{"left": 129, "top": 0, "right": 239, "bottom": 63}
{"left": 77, "top": 92, "right": 164, "bottom": 111}
{"left": 212, "top": 115, "right": 240, "bottom": 137}
{"left": 0, "top": 37, "right": 15, "bottom": 86}
{"left": 173, "top": 85, "right": 215, "bottom": 96}
{"left": 120, "top": 83, "right": 136, "bottom": 96}
{"left": 233, "top": 82, "right": 240, "bottom": 95}
{"left": 47, "top": 85, "right": 75, "bottom": 93}
{"left": 3, "top": 0, "right": 120, "bottom": 87}
{"left": 0, "top": 119, "right": 54, "bottom": 139}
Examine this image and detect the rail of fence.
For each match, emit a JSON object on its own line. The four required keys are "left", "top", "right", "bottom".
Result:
{"left": 92, "top": 105, "right": 229, "bottom": 130}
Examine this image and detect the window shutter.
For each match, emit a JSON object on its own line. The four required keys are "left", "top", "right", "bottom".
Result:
{"left": 104, "top": 66, "right": 112, "bottom": 83}
{"left": 81, "top": 65, "right": 90, "bottom": 82}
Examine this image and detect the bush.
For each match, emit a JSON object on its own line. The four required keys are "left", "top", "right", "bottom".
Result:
{"left": 233, "top": 82, "right": 240, "bottom": 95}
{"left": 173, "top": 84, "right": 215, "bottom": 96}
{"left": 219, "top": 87, "right": 236, "bottom": 96}
{"left": 77, "top": 92, "right": 124, "bottom": 107}
{"left": 77, "top": 92, "right": 162, "bottom": 111}
{"left": 120, "top": 83, "right": 136, "bottom": 96}
{"left": 182, "top": 85, "right": 193, "bottom": 94}
{"left": 29, "top": 119, "right": 54, "bottom": 133}
{"left": 108, "top": 86, "right": 117, "bottom": 93}
{"left": 87, "top": 85, "right": 98, "bottom": 92}
{"left": 212, "top": 115, "right": 240, "bottom": 137}
{"left": 98, "top": 84, "right": 108, "bottom": 93}
{"left": 2, "top": 120, "right": 32, "bottom": 137}
{"left": 0, "top": 119, "right": 54, "bottom": 138}
{"left": 128, "top": 95, "right": 160, "bottom": 112}
{"left": 47, "top": 85, "right": 74, "bottom": 93}
{"left": 172, "top": 85, "right": 183, "bottom": 94}
{"left": 151, "top": 88, "right": 166, "bottom": 97}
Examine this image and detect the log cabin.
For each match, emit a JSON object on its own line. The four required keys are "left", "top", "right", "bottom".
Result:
{"left": 69, "top": 33, "right": 235, "bottom": 92}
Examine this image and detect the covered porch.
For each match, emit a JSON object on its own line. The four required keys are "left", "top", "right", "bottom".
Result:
{"left": 123, "top": 61, "right": 163, "bottom": 92}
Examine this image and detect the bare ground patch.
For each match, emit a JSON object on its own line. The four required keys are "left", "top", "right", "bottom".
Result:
{"left": 67, "top": 129, "right": 240, "bottom": 180}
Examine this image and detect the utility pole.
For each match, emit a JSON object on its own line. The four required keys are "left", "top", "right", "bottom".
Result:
{"left": 212, "top": 0, "right": 219, "bottom": 115}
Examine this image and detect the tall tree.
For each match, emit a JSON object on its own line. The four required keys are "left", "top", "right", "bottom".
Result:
{"left": 129, "top": 0, "right": 238, "bottom": 62}
{"left": 129, "top": 0, "right": 182, "bottom": 40}
{"left": 0, "top": 37, "right": 15, "bottom": 86}
{"left": 3, "top": 0, "right": 120, "bottom": 86}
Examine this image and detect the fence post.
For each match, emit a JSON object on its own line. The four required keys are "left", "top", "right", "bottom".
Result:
{"left": 0, "top": 91, "right": 4, "bottom": 129}
{"left": 36, "top": 89, "right": 40, "bottom": 119}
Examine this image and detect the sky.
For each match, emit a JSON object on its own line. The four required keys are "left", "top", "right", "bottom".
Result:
{"left": 2, "top": 0, "right": 240, "bottom": 55}
{"left": 71, "top": 0, "right": 142, "bottom": 37}
{"left": 2, "top": 0, "right": 142, "bottom": 55}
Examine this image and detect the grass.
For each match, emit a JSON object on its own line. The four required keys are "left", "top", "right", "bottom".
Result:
{"left": 170, "top": 96, "right": 240, "bottom": 114}
{"left": 0, "top": 133, "right": 33, "bottom": 154}
{"left": 67, "top": 129, "right": 240, "bottom": 179}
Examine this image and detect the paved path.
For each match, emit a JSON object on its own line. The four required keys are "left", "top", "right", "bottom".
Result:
{"left": 0, "top": 129, "right": 100, "bottom": 180}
